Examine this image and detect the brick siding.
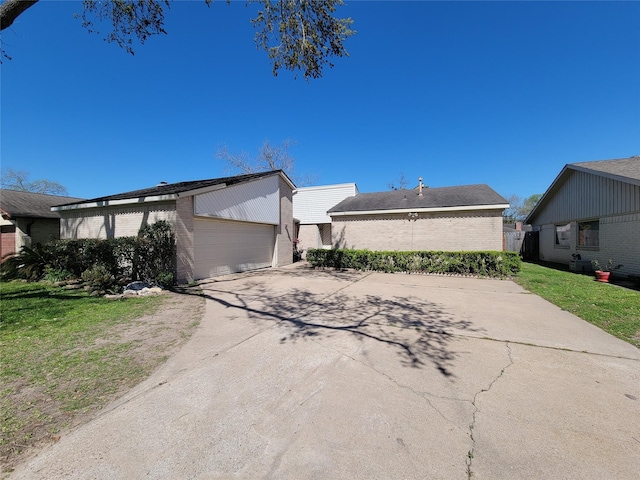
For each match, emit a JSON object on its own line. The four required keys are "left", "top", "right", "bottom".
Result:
{"left": 331, "top": 210, "right": 504, "bottom": 251}
{"left": 60, "top": 202, "right": 177, "bottom": 240}
{"left": 175, "top": 196, "right": 195, "bottom": 284}
{"left": 538, "top": 213, "right": 640, "bottom": 277}
{"left": 276, "top": 177, "right": 294, "bottom": 267}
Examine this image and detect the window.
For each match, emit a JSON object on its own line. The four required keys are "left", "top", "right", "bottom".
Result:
{"left": 578, "top": 220, "right": 599, "bottom": 247}
{"left": 555, "top": 223, "right": 570, "bottom": 247}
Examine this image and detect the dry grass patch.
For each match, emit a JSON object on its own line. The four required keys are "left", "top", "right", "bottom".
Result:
{"left": 0, "top": 282, "right": 204, "bottom": 475}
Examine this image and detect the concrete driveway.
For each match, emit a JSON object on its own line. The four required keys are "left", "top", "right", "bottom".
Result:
{"left": 10, "top": 265, "right": 640, "bottom": 479}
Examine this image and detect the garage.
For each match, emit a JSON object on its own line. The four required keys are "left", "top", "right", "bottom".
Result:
{"left": 193, "top": 218, "right": 275, "bottom": 279}
{"left": 53, "top": 170, "right": 295, "bottom": 283}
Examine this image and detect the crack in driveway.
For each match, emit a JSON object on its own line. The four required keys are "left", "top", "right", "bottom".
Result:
{"left": 466, "top": 342, "right": 514, "bottom": 479}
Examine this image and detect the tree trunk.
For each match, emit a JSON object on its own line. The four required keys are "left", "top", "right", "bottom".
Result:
{"left": 1, "top": 0, "right": 39, "bottom": 31}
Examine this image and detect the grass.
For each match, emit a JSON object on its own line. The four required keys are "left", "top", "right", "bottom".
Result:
{"left": 0, "top": 281, "right": 164, "bottom": 468}
{"left": 513, "top": 262, "right": 640, "bottom": 348}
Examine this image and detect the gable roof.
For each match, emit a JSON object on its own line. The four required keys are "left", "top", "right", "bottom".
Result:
{"left": 328, "top": 184, "right": 508, "bottom": 216}
{"left": 53, "top": 171, "right": 295, "bottom": 211}
{"left": 525, "top": 156, "right": 640, "bottom": 224}
{"left": 570, "top": 157, "right": 640, "bottom": 184}
{"left": 0, "top": 189, "right": 84, "bottom": 219}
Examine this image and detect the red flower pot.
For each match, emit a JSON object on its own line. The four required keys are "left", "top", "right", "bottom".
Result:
{"left": 595, "top": 270, "right": 610, "bottom": 283}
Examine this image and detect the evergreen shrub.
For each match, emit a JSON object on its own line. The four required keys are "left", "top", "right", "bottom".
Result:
{"left": 306, "top": 249, "right": 520, "bottom": 277}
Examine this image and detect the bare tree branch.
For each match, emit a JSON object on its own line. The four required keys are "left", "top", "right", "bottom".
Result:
{"left": 1, "top": 168, "right": 68, "bottom": 195}
{"left": 215, "top": 139, "right": 315, "bottom": 186}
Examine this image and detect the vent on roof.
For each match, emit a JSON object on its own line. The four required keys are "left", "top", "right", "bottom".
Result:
{"left": 156, "top": 181, "right": 168, "bottom": 187}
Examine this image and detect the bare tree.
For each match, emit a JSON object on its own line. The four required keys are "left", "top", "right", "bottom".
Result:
{"left": 215, "top": 139, "right": 315, "bottom": 186}
{"left": 387, "top": 173, "right": 409, "bottom": 191}
{"left": 1, "top": 0, "right": 356, "bottom": 79}
{"left": 1, "top": 168, "right": 68, "bottom": 195}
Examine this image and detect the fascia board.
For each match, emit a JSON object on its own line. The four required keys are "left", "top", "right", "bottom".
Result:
{"left": 278, "top": 171, "right": 296, "bottom": 190}
{"left": 51, "top": 194, "right": 178, "bottom": 211}
{"left": 329, "top": 204, "right": 510, "bottom": 217}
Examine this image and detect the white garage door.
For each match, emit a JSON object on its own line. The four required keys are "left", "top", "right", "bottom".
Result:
{"left": 194, "top": 218, "right": 275, "bottom": 279}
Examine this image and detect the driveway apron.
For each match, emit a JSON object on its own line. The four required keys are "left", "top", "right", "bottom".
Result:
{"left": 10, "top": 265, "right": 640, "bottom": 479}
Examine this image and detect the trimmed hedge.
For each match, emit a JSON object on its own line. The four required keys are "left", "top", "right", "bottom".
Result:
{"left": 0, "top": 221, "right": 176, "bottom": 288}
{"left": 306, "top": 249, "right": 521, "bottom": 277}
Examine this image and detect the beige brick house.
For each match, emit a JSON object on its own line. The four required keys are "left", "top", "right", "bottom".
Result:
{"left": 0, "top": 189, "right": 83, "bottom": 259}
{"left": 525, "top": 156, "right": 640, "bottom": 278}
{"left": 327, "top": 183, "right": 509, "bottom": 251}
{"left": 52, "top": 171, "right": 295, "bottom": 282}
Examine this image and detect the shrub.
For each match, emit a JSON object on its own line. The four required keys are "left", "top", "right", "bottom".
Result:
{"left": 2, "top": 221, "right": 177, "bottom": 290}
{"left": 81, "top": 265, "right": 117, "bottom": 295}
{"left": 135, "top": 220, "right": 176, "bottom": 287}
{"left": 0, "top": 244, "right": 54, "bottom": 281}
{"left": 43, "top": 267, "right": 74, "bottom": 283}
{"left": 306, "top": 249, "right": 521, "bottom": 278}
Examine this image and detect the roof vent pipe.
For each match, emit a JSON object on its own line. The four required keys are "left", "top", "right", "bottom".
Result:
{"left": 418, "top": 177, "right": 424, "bottom": 197}
{"left": 156, "top": 181, "right": 168, "bottom": 187}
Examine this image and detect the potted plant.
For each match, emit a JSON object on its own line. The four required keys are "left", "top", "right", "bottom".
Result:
{"left": 591, "top": 259, "right": 622, "bottom": 283}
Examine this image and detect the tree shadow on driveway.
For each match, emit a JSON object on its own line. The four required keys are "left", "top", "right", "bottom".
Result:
{"left": 193, "top": 270, "right": 485, "bottom": 378}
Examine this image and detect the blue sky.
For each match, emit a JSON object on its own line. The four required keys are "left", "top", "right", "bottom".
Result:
{"left": 2, "top": 0, "right": 639, "bottom": 200}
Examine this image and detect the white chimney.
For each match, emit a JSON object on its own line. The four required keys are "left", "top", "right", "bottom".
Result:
{"left": 418, "top": 177, "right": 424, "bottom": 196}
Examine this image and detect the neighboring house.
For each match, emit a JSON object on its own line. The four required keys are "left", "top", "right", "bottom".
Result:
{"left": 293, "top": 183, "right": 358, "bottom": 252}
{"left": 327, "top": 183, "right": 509, "bottom": 251}
{"left": 525, "top": 156, "right": 640, "bottom": 278}
{"left": 0, "top": 189, "right": 84, "bottom": 259}
{"left": 52, "top": 171, "right": 296, "bottom": 282}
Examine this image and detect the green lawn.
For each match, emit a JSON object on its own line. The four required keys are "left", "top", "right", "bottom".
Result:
{"left": 0, "top": 281, "right": 164, "bottom": 469}
{"left": 513, "top": 262, "right": 640, "bottom": 348}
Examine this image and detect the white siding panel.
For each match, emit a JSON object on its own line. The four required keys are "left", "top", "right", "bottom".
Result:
{"left": 194, "top": 175, "right": 280, "bottom": 224}
{"left": 534, "top": 171, "right": 640, "bottom": 225}
{"left": 193, "top": 218, "right": 274, "bottom": 279}
{"left": 293, "top": 183, "right": 358, "bottom": 224}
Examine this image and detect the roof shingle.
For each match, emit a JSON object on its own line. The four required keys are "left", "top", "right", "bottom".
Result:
{"left": 571, "top": 156, "right": 640, "bottom": 182}
{"left": 328, "top": 184, "right": 507, "bottom": 213}
{"left": 0, "top": 190, "right": 84, "bottom": 219}
{"left": 57, "top": 171, "right": 289, "bottom": 207}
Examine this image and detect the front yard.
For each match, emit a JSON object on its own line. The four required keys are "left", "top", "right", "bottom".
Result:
{"left": 0, "top": 281, "right": 204, "bottom": 474}
{"left": 513, "top": 262, "right": 640, "bottom": 348}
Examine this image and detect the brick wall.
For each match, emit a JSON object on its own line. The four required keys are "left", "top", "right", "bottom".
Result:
{"left": 60, "top": 202, "right": 177, "bottom": 240}
{"left": 600, "top": 213, "right": 640, "bottom": 277}
{"left": 175, "top": 196, "right": 195, "bottom": 284}
{"left": 276, "top": 177, "right": 294, "bottom": 266}
{"left": 537, "top": 213, "right": 640, "bottom": 277}
{"left": 0, "top": 224, "right": 16, "bottom": 259}
{"left": 29, "top": 219, "right": 61, "bottom": 245}
{"left": 331, "top": 210, "right": 504, "bottom": 251}
{"left": 297, "top": 224, "right": 321, "bottom": 252}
